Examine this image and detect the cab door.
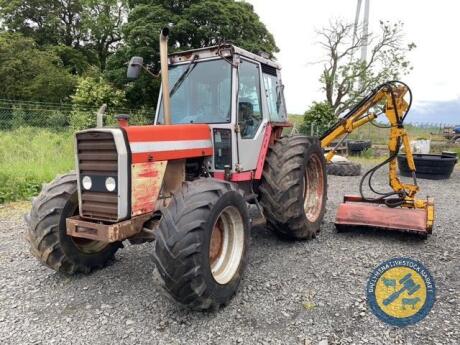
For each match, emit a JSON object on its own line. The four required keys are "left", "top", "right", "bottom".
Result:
{"left": 236, "top": 58, "right": 268, "bottom": 172}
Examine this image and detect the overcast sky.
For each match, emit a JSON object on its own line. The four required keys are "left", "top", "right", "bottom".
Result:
{"left": 247, "top": 0, "right": 460, "bottom": 123}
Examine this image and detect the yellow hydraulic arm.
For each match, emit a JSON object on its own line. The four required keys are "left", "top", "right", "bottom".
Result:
{"left": 319, "top": 81, "right": 434, "bottom": 230}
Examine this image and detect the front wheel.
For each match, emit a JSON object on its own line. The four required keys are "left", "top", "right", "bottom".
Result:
{"left": 153, "top": 179, "right": 250, "bottom": 310}
{"left": 25, "top": 173, "right": 120, "bottom": 274}
{"left": 259, "top": 136, "right": 327, "bottom": 240}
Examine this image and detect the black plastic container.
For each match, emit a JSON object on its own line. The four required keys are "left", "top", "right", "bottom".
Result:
{"left": 397, "top": 152, "right": 458, "bottom": 180}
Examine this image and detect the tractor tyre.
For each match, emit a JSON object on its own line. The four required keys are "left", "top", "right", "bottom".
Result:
{"left": 326, "top": 161, "right": 362, "bottom": 176}
{"left": 153, "top": 179, "right": 250, "bottom": 310}
{"left": 347, "top": 140, "right": 372, "bottom": 154}
{"left": 259, "top": 136, "right": 327, "bottom": 240}
{"left": 25, "top": 173, "right": 121, "bottom": 274}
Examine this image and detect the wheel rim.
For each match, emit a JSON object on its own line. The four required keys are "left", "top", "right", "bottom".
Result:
{"left": 68, "top": 201, "right": 109, "bottom": 254}
{"left": 303, "top": 153, "right": 325, "bottom": 222}
{"left": 209, "top": 206, "right": 245, "bottom": 285}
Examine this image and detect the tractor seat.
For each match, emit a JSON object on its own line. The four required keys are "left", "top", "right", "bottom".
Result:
{"left": 238, "top": 100, "right": 257, "bottom": 137}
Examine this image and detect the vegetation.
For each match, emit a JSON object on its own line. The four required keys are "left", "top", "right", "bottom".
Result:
{"left": 299, "top": 20, "right": 415, "bottom": 138}
{"left": 106, "top": 0, "right": 278, "bottom": 109}
{"left": 0, "top": 0, "right": 278, "bottom": 158}
{"left": 70, "top": 74, "right": 126, "bottom": 130}
{"left": 316, "top": 20, "right": 415, "bottom": 115}
{"left": 0, "top": 121, "right": 456, "bottom": 206}
{"left": 0, "top": 0, "right": 277, "bottom": 113}
{"left": 0, "top": 33, "right": 77, "bottom": 102}
{"left": 0, "top": 0, "right": 127, "bottom": 71}
{"left": 299, "top": 101, "right": 337, "bottom": 136}
{"left": 0, "top": 128, "right": 74, "bottom": 203}
{"left": 347, "top": 123, "right": 446, "bottom": 145}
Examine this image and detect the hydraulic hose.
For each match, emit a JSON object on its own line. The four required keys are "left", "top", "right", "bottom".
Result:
{"left": 356, "top": 81, "right": 414, "bottom": 204}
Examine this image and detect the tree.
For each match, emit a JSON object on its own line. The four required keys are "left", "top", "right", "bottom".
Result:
{"left": 0, "top": 33, "right": 76, "bottom": 102}
{"left": 317, "top": 20, "right": 415, "bottom": 115}
{"left": 174, "top": 0, "right": 278, "bottom": 53}
{"left": 0, "top": 0, "right": 127, "bottom": 71}
{"left": 0, "top": 0, "right": 278, "bottom": 109}
{"left": 80, "top": 0, "right": 127, "bottom": 70}
{"left": 106, "top": 0, "right": 278, "bottom": 108}
{"left": 49, "top": 45, "right": 91, "bottom": 75}
{"left": 0, "top": 0, "right": 83, "bottom": 47}
{"left": 300, "top": 101, "right": 337, "bottom": 136}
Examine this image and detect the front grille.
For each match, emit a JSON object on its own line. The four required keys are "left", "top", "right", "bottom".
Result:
{"left": 77, "top": 131, "right": 118, "bottom": 221}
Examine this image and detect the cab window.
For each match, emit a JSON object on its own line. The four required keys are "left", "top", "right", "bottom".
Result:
{"left": 238, "top": 60, "right": 262, "bottom": 139}
{"left": 158, "top": 59, "right": 232, "bottom": 124}
{"left": 263, "top": 72, "right": 286, "bottom": 122}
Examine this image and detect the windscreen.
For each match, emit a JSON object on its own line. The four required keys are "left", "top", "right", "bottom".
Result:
{"left": 158, "top": 59, "right": 232, "bottom": 124}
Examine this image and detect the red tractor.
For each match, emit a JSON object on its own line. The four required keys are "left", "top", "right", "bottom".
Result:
{"left": 25, "top": 28, "right": 327, "bottom": 310}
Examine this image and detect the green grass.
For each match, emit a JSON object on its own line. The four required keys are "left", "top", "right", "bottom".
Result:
{"left": 287, "top": 114, "right": 303, "bottom": 127}
{"left": 0, "top": 123, "right": 457, "bottom": 205}
{"left": 348, "top": 144, "right": 460, "bottom": 170}
{"left": 0, "top": 127, "right": 74, "bottom": 204}
{"left": 446, "top": 147, "right": 460, "bottom": 156}
{"left": 346, "top": 123, "right": 445, "bottom": 145}
{"left": 287, "top": 115, "right": 445, "bottom": 145}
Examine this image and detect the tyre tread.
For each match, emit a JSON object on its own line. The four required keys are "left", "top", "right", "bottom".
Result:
{"left": 259, "top": 136, "right": 327, "bottom": 240}
{"left": 326, "top": 162, "right": 361, "bottom": 176}
{"left": 25, "top": 172, "right": 118, "bottom": 274}
{"left": 153, "top": 179, "right": 245, "bottom": 310}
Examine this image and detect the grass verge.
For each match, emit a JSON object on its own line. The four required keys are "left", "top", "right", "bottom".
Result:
{"left": 0, "top": 127, "right": 74, "bottom": 204}
{"left": 0, "top": 125, "right": 458, "bottom": 205}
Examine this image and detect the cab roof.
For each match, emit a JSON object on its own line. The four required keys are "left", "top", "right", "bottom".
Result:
{"left": 168, "top": 44, "right": 281, "bottom": 70}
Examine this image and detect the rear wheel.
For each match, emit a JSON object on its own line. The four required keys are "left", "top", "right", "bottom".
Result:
{"left": 153, "top": 179, "right": 250, "bottom": 310}
{"left": 25, "top": 173, "right": 120, "bottom": 274}
{"left": 259, "top": 136, "right": 327, "bottom": 240}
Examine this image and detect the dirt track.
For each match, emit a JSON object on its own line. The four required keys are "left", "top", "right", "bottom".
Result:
{"left": 0, "top": 167, "right": 459, "bottom": 345}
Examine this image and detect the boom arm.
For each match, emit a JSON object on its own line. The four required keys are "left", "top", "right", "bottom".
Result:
{"left": 319, "top": 82, "right": 433, "bottom": 227}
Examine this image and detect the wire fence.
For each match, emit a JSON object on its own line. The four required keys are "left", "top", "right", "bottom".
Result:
{"left": 307, "top": 121, "right": 457, "bottom": 138}
{"left": 0, "top": 99, "right": 156, "bottom": 130}
{"left": 0, "top": 99, "right": 456, "bottom": 134}
{"left": 289, "top": 116, "right": 457, "bottom": 146}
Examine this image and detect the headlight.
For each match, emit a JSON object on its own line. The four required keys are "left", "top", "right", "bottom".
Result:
{"left": 82, "top": 176, "right": 92, "bottom": 190}
{"left": 105, "top": 177, "right": 116, "bottom": 192}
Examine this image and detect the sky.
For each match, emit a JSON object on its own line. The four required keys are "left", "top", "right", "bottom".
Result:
{"left": 247, "top": 0, "right": 460, "bottom": 124}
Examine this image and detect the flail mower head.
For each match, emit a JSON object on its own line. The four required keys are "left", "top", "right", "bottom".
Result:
{"left": 335, "top": 195, "right": 434, "bottom": 238}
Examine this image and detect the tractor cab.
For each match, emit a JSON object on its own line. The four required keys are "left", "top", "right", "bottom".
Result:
{"left": 154, "top": 44, "right": 290, "bottom": 175}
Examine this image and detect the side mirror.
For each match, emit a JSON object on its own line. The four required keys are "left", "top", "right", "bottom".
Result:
{"left": 127, "top": 56, "right": 144, "bottom": 80}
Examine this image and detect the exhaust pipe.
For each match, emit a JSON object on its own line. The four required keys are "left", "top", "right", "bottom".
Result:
{"left": 160, "top": 27, "right": 171, "bottom": 125}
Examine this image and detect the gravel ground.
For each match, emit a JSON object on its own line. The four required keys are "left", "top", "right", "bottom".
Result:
{"left": 0, "top": 166, "right": 459, "bottom": 345}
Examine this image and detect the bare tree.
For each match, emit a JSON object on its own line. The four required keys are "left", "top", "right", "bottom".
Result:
{"left": 317, "top": 20, "right": 416, "bottom": 115}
